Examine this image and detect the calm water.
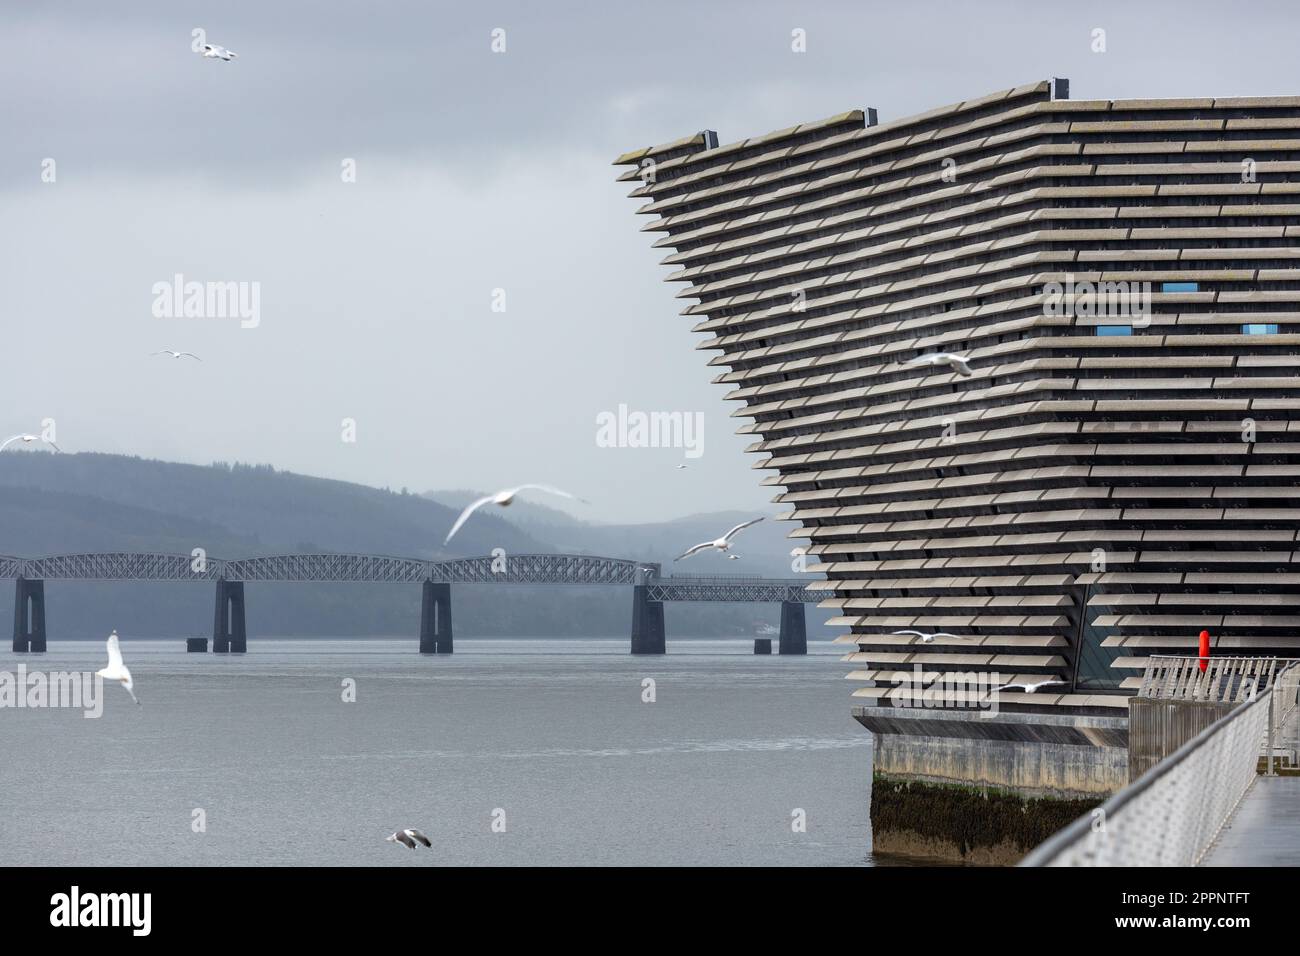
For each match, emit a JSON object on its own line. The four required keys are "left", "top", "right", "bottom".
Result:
{"left": 0, "top": 638, "right": 874, "bottom": 866}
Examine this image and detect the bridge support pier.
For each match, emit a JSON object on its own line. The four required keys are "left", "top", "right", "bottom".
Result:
{"left": 213, "top": 579, "right": 247, "bottom": 653}
{"left": 631, "top": 585, "right": 665, "bottom": 654}
{"left": 420, "top": 581, "right": 453, "bottom": 654}
{"left": 778, "top": 600, "right": 806, "bottom": 655}
{"left": 12, "top": 577, "right": 46, "bottom": 653}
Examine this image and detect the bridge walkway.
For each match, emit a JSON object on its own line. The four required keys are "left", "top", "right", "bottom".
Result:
{"left": 1202, "top": 707, "right": 1300, "bottom": 866}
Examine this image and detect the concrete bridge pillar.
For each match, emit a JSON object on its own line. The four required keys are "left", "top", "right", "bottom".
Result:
{"left": 420, "top": 581, "right": 453, "bottom": 654}
{"left": 12, "top": 577, "right": 46, "bottom": 653}
{"left": 778, "top": 600, "right": 806, "bottom": 655}
{"left": 213, "top": 579, "right": 247, "bottom": 653}
{"left": 631, "top": 584, "right": 665, "bottom": 654}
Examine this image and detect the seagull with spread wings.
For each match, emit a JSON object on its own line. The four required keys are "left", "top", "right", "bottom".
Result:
{"left": 201, "top": 43, "right": 238, "bottom": 61}
{"left": 386, "top": 828, "right": 432, "bottom": 849}
{"left": 0, "top": 433, "right": 60, "bottom": 453}
{"left": 997, "top": 678, "right": 1066, "bottom": 694}
{"left": 674, "top": 517, "right": 764, "bottom": 561}
{"left": 905, "top": 352, "right": 973, "bottom": 376}
{"left": 96, "top": 631, "right": 139, "bottom": 705}
{"left": 151, "top": 349, "right": 201, "bottom": 361}
{"left": 443, "top": 484, "right": 584, "bottom": 545}
{"left": 890, "top": 629, "right": 976, "bottom": 644}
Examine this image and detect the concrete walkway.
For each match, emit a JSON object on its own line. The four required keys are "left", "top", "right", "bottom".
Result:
{"left": 1203, "top": 775, "right": 1300, "bottom": 865}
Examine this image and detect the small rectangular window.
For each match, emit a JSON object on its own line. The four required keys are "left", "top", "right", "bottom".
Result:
{"left": 1096, "top": 325, "right": 1133, "bottom": 336}
{"left": 1162, "top": 281, "right": 1199, "bottom": 293}
{"left": 1242, "top": 323, "right": 1279, "bottom": 334}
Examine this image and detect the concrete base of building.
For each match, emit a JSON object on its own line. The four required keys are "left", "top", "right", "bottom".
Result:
{"left": 857, "top": 706, "right": 1128, "bottom": 864}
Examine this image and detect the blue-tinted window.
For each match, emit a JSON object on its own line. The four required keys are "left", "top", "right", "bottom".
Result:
{"left": 1096, "top": 325, "right": 1133, "bottom": 336}
{"left": 1162, "top": 281, "right": 1199, "bottom": 293}
{"left": 1242, "top": 323, "right": 1279, "bottom": 334}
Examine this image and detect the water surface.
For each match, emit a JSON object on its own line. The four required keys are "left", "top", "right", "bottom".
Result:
{"left": 0, "top": 638, "right": 873, "bottom": 866}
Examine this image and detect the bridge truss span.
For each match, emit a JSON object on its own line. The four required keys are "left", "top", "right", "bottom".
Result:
{"left": 430, "top": 553, "right": 655, "bottom": 585}
{"left": 648, "top": 576, "right": 831, "bottom": 603}
{"left": 225, "top": 553, "right": 433, "bottom": 583}
{"left": 20, "top": 552, "right": 225, "bottom": 581}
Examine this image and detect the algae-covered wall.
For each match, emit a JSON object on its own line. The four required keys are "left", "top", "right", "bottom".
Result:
{"left": 871, "top": 775, "right": 1101, "bottom": 865}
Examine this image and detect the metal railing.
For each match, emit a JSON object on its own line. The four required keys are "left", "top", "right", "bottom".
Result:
{"left": 1021, "top": 659, "right": 1300, "bottom": 867}
{"left": 1138, "top": 654, "right": 1287, "bottom": 703}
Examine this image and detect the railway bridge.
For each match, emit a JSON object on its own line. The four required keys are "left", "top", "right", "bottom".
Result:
{"left": 1, "top": 552, "right": 829, "bottom": 655}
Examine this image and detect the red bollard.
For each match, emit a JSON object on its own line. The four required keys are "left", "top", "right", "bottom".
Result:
{"left": 1199, "top": 629, "right": 1211, "bottom": 672}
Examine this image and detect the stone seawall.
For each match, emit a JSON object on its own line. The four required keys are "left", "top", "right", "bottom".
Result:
{"left": 857, "top": 706, "right": 1129, "bottom": 864}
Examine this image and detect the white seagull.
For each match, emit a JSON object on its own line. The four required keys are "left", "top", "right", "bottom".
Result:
{"left": 201, "top": 43, "right": 238, "bottom": 61}
{"left": 386, "top": 828, "right": 432, "bottom": 849}
{"left": 443, "top": 484, "right": 584, "bottom": 544}
{"left": 96, "top": 631, "right": 139, "bottom": 705}
{"left": 151, "top": 349, "right": 201, "bottom": 361}
{"left": 998, "top": 678, "right": 1066, "bottom": 694}
{"left": 0, "top": 433, "right": 61, "bottom": 453}
{"left": 905, "top": 352, "right": 973, "bottom": 377}
{"left": 674, "top": 517, "right": 764, "bottom": 561}
{"left": 675, "top": 464, "right": 688, "bottom": 470}
{"left": 890, "top": 629, "right": 974, "bottom": 644}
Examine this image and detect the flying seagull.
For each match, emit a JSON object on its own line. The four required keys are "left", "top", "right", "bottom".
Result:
{"left": 96, "top": 631, "right": 139, "bottom": 705}
{"left": 998, "top": 678, "right": 1066, "bottom": 694}
{"left": 151, "top": 349, "right": 201, "bottom": 361}
{"left": 675, "top": 464, "right": 688, "bottom": 470}
{"left": 0, "top": 434, "right": 61, "bottom": 453}
{"left": 386, "top": 828, "right": 432, "bottom": 849}
{"left": 443, "top": 484, "right": 584, "bottom": 544}
{"left": 906, "top": 352, "right": 973, "bottom": 377}
{"left": 674, "top": 517, "right": 764, "bottom": 561}
{"left": 201, "top": 43, "right": 238, "bottom": 61}
{"left": 890, "top": 629, "right": 975, "bottom": 644}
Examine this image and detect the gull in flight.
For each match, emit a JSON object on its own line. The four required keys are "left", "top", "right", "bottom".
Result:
{"left": 906, "top": 352, "right": 973, "bottom": 377}
{"left": 998, "top": 678, "right": 1066, "bottom": 694}
{"left": 727, "top": 554, "right": 740, "bottom": 560}
{"left": 0, "top": 434, "right": 61, "bottom": 453}
{"left": 674, "top": 517, "right": 764, "bottom": 561}
{"left": 386, "top": 828, "right": 432, "bottom": 850}
{"left": 96, "top": 631, "right": 139, "bottom": 705}
{"left": 675, "top": 464, "right": 688, "bottom": 470}
{"left": 890, "top": 629, "right": 975, "bottom": 644}
{"left": 201, "top": 43, "right": 238, "bottom": 61}
{"left": 151, "top": 349, "right": 201, "bottom": 361}
{"left": 443, "top": 484, "right": 584, "bottom": 544}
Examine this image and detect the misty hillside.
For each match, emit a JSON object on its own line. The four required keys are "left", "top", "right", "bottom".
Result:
{"left": 0, "top": 452, "right": 830, "bottom": 640}
{"left": 0, "top": 453, "right": 542, "bottom": 559}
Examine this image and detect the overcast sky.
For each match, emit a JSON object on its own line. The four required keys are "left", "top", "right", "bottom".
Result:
{"left": 3, "top": 0, "right": 1297, "bottom": 522}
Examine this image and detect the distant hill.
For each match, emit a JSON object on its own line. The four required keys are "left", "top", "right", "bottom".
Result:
{"left": 0, "top": 453, "right": 541, "bottom": 559}
{"left": 0, "top": 453, "right": 831, "bottom": 639}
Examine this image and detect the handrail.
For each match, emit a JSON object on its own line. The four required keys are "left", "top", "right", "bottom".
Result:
{"left": 1138, "top": 654, "right": 1298, "bottom": 702}
{"left": 1021, "top": 659, "right": 1300, "bottom": 867}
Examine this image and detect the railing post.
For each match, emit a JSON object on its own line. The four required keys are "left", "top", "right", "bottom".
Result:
{"left": 1267, "top": 684, "right": 1276, "bottom": 777}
